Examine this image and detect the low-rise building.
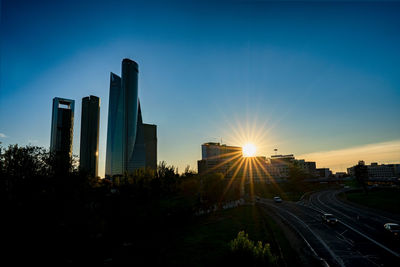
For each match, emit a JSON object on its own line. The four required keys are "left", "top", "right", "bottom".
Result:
{"left": 198, "top": 144, "right": 317, "bottom": 183}
{"left": 316, "top": 168, "right": 332, "bottom": 178}
{"left": 335, "top": 172, "right": 347, "bottom": 178}
{"left": 348, "top": 161, "right": 398, "bottom": 179}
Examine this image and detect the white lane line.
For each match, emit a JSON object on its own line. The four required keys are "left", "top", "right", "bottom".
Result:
{"left": 330, "top": 191, "right": 400, "bottom": 225}
{"left": 262, "top": 201, "right": 345, "bottom": 267}
{"left": 317, "top": 194, "right": 380, "bottom": 231}
{"left": 316, "top": 193, "right": 377, "bottom": 232}
{"left": 338, "top": 219, "right": 400, "bottom": 258}
{"left": 312, "top": 191, "right": 400, "bottom": 259}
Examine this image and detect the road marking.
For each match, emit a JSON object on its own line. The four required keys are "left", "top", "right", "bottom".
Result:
{"left": 316, "top": 193, "right": 377, "bottom": 231}
{"left": 310, "top": 191, "right": 400, "bottom": 259}
{"left": 338, "top": 219, "right": 400, "bottom": 258}
{"left": 262, "top": 200, "right": 345, "bottom": 267}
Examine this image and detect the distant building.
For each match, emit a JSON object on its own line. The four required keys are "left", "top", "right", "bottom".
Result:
{"left": 267, "top": 154, "right": 317, "bottom": 178}
{"left": 316, "top": 168, "right": 332, "bottom": 178}
{"left": 335, "top": 172, "right": 347, "bottom": 178}
{"left": 79, "top": 95, "right": 100, "bottom": 177}
{"left": 198, "top": 144, "right": 315, "bottom": 183}
{"left": 143, "top": 123, "right": 157, "bottom": 170}
{"left": 50, "top": 97, "right": 75, "bottom": 171}
{"left": 297, "top": 159, "right": 317, "bottom": 176}
{"left": 267, "top": 154, "right": 294, "bottom": 178}
{"left": 105, "top": 59, "right": 157, "bottom": 178}
{"left": 197, "top": 142, "right": 242, "bottom": 177}
{"left": 348, "top": 162, "right": 398, "bottom": 179}
{"left": 387, "top": 164, "right": 400, "bottom": 178}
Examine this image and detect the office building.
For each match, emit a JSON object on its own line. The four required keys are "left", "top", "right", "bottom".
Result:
{"left": 143, "top": 123, "right": 157, "bottom": 170}
{"left": 267, "top": 154, "right": 316, "bottom": 178}
{"left": 79, "top": 95, "right": 100, "bottom": 177}
{"left": 198, "top": 143, "right": 320, "bottom": 182}
{"left": 316, "top": 168, "right": 332, "bottom": 178}
{"left": 105, "top": 59, "right": 157, "bottom": 177}
{"left": 50, "top": 97, "right": 75, "bottom": 171}
{"left": 197, "top": 142, "right": 243, "bottom": 177}
{"left": 347, "top": 162, "right": 399, "bottom": 179}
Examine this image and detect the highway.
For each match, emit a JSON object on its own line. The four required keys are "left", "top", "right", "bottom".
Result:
{"left": 257, "top": 189, "right": 400, "bottom": 266}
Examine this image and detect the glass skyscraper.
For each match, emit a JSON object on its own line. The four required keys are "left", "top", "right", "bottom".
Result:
{"left": 79, "top": 95, "right": 100, "bottom": 177}
{"left": 50, "top": 97, "right": 75, "bottom": 172}
{"left": 105, "top": 59, "right": 157, "bottom": 177}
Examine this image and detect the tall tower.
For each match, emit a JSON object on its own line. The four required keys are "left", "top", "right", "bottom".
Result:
{"left": 79, "top": 95, "right": 100, "bottom": 177}
{"left": 122, "top": 59, "right": 139, "bottom": 172}
{"left": 105, "top": 59, "right": 157, "bottom": 177}
{"left": 105, "top": 59, "right": 138, "bottom": 177}
{"left": 50, "top": 97, "right": 75, "bottom": 172}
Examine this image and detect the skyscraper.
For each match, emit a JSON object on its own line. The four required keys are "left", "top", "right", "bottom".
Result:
{"left": 105, "top": 59, "right": 157, "bottom": 177}
{"left": 50, "top": 97, "right": 75, "bottom": 172}
{"left": 79, "top": 95, "right": 100, "bottom": 177}
{"left": 143, "top": 123, "right": 157, "bottom": 171}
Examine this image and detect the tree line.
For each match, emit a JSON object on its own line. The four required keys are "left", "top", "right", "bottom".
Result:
{"left": 1, "top": 144, "right": 241, "bottom": 264}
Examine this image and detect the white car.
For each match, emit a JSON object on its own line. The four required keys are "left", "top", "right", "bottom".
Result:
{"left": 273, "top": 196, "right": 282, "bottom": 203}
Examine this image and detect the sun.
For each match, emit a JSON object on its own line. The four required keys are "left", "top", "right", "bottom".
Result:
{"left": 243, "top": 143, "right": 257, "bottom": 157}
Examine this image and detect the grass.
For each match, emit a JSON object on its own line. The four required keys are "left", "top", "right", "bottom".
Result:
{"left": 342, "top": 188, "right": 400, "bottom": 214}
{"left": 164, "top": 205, "right": 300, "bottom": 266}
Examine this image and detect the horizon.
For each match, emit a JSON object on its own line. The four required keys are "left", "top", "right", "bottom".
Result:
{"left": 1, "top": 0, "right": 400, "bottom": 176}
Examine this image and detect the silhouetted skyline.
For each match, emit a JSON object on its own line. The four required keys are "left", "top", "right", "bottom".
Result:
{"left": 1, "top": 1, "right": 400, "bottom": 176}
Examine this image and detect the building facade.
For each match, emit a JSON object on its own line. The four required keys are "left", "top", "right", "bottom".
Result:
{"left": 316, "top": 168, "right": 332, "bottom": 178}
{"left": 105, "top": 59, "right": 157, "bottom": 177}
{"left": 198, "top": 144, "right": 318, "bottom": 183}
{"left": 79, "top": 95, "right": 100, "bottom": 177}
{"left": 143, "top": 123, "right": 157, "bottom": 170}
{"left": 197, "top": 142, "right": 243, "bottom": 177}
{"left": 348, "top": 162, "right": 399, "bottom": 179}
{"left": 50, "top": 97, "right": 75, "bottom": 171}
{"left": 266, "top": 154, "right": 317, "bottom": 179}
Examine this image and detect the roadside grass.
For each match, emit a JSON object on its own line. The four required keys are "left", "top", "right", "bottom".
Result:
{"left": 164, "top": 205, "right": 300, "bottom": 266}
{"left": 341, "top": 188, "right": 400, "bottom": 214}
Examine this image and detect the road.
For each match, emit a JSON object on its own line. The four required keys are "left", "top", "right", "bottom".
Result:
{"left": 257, "top": 189, "right": 400, "bottom": 266}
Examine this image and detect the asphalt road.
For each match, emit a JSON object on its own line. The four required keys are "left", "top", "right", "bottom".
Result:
{"left": 257, "top": 189, "right": 400, "bottom": 267}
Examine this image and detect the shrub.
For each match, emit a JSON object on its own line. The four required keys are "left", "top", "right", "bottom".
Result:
{"left": 230, "top": 231, "right": 277, "bottom": 266}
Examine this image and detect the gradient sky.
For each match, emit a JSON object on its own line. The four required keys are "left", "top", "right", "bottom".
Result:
{"left": 1, "top": 0, "right": 400, "bottom": 176}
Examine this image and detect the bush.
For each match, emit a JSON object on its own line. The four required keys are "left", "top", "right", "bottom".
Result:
{"left": 230, "top": 231, "right": 277, "bottom": 266}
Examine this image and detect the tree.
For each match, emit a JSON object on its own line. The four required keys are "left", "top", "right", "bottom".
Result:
{"left": 229, "top": 231, "right": 277, "bottom": 266}
{"left": 287, "top": 163, "right": 308, "bottom": 191}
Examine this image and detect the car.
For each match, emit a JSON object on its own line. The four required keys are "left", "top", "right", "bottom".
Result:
{"left": 384, "top": 223, "right": 400, "bottom": 237}
{"left": 321, "top": 213, "right": 338, "bottom": 224}
{"left": 273, "top": 196, "right": 282, "bottom": 203}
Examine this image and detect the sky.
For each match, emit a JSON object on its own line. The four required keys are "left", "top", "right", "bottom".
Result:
{"left": 1, "top": 0, "right": 399, "bottom": 176}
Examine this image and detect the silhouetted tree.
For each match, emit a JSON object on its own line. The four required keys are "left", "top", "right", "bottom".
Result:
{"left": 287, "top": 163, "right": 308, "bottom": 191}
{"left": 201, "top": 173, "right": 225, "bottom": 206}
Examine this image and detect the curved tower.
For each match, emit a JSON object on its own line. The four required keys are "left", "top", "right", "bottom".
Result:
{"left": 122, "top": 58, "right": 139, "bottom": 172}
{"left": 105, "top": 58, "right": 157, "bottom": 178}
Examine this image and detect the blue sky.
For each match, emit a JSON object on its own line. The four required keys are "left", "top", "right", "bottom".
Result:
{"left": 1, "top": 0, "right": 399, "bottom": 175}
